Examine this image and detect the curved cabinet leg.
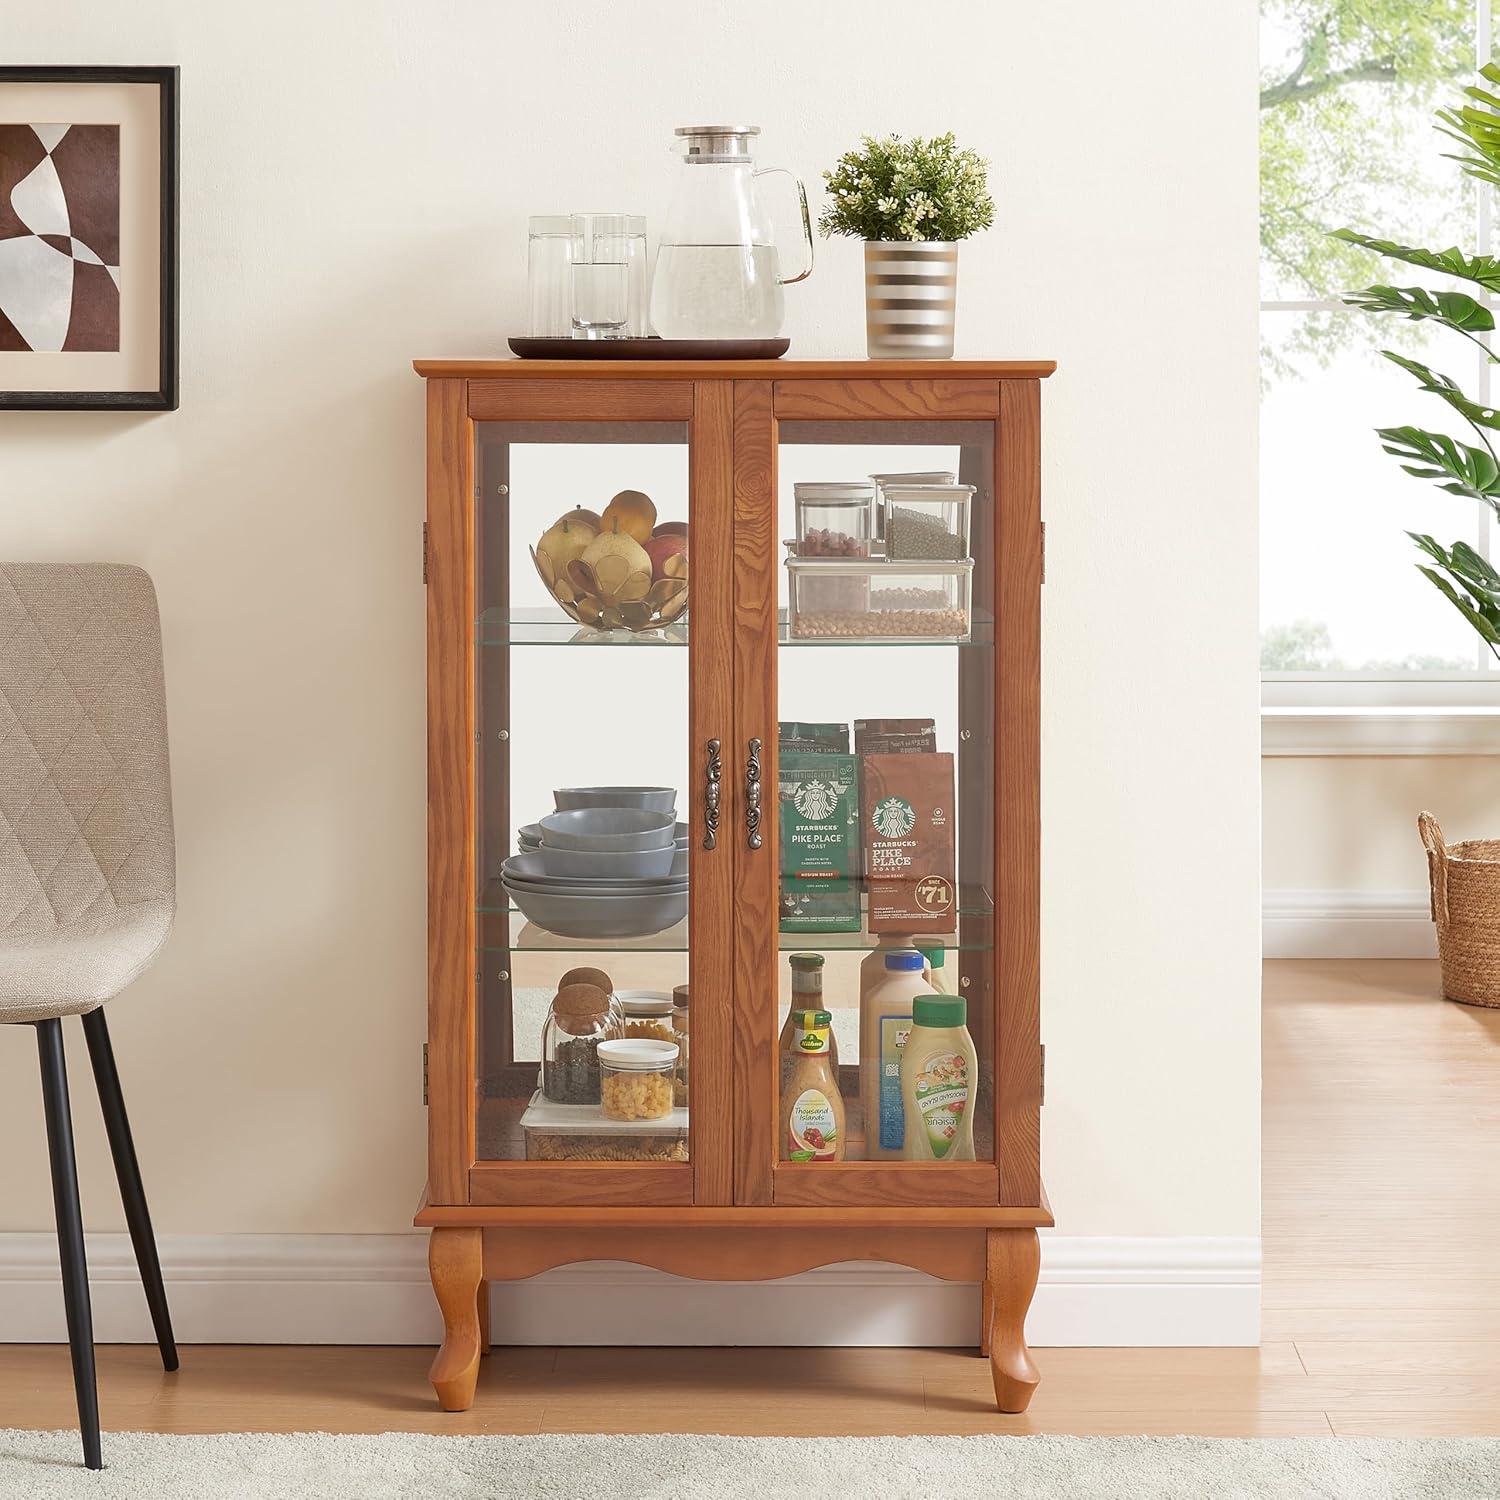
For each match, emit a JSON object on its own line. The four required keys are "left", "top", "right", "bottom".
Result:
{"left": 986, "top": 1228, "right": 1040, "bottom": 1413}
{"left": 428, "top": 1227, "right": 483, "bottom": 1412}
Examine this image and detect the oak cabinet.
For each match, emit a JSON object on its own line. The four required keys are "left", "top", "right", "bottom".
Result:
{"left": 415, "top": 359, "right": 1053, "bottom": 1413}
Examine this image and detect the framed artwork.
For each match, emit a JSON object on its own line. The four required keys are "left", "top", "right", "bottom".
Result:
{"left": 0, "top": 66, "right": 178, "bottom": 411}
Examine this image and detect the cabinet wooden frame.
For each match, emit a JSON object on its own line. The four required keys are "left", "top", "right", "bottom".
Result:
{"left": 418, "top": 358, "right": 1054, "bottom": 1413}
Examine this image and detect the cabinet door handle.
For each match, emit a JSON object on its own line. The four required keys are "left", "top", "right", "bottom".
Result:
{"left": 703, "top": 738, "right": 722, "bottom": 850}
{"left": 745, "top": 737, "right": 763, "bottom": 850}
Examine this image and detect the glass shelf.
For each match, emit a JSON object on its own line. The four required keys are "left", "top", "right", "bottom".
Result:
{"left": 477, "top": 881, "right": 995, "bottom": 954}
{"left": 477, "top": 607, "right": 995, "bottom": 648}
{"left": 478, "top": 607, "right": 687, "bottom": 647}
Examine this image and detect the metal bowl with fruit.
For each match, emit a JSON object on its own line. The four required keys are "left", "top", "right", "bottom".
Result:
{"left": 530, "top": 489, "right": 688, "bottom": 632}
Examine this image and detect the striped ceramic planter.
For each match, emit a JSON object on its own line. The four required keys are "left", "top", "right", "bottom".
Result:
{"left": 864, "top": 240, "right": 959, "bottom": 359}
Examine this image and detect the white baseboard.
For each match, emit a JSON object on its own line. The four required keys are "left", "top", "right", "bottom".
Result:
{"left": 0, "top": 1233, "right": 1259, "bottom": 1348}
{"left": 1262, "top": 888, "right": 1437, "bottom": 959}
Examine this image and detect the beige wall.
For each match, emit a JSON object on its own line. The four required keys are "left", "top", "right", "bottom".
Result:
{"left": 0, "top": 0, "right": 1260, "bottom": 1241}
{"left": 1264, "top": 760, "right": 1500, "bottom": 891}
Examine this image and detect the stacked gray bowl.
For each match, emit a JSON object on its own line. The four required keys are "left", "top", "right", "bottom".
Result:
{"left": 503, "top": 788, "right": 687, "bottom": 939}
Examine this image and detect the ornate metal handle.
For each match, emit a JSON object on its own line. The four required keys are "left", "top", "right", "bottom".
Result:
{"left": 703, "top": 738, "right": 721, "bottom": 850}
{"left": 745, "top": 737, "right": 763, "bottom": 850}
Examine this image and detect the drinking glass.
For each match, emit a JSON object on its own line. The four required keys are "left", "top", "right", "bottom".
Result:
{"left": 527, "top": 216, "right": 574, "bottom": 337}
{"left": 570, "top": 214, "right": 646, "bottom": 339}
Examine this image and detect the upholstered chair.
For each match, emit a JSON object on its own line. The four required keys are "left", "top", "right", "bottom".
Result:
{"left": 0, "top": 563, "right": 179, "bottom": 1470}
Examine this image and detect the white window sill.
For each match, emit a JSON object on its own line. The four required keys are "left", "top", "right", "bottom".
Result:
{"left": 1262, "top": 707, "right": 1500, "bottom": 756}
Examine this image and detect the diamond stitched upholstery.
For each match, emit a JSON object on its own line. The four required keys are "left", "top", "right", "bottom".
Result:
{"left": 0, "top": 564, "right": 174, "bottom": 1022}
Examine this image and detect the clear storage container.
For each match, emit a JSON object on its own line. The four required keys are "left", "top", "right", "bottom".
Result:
{"left": 881, "top": 483, "right": 975, "bottom": 562}
{"left": 672, "top": 983, "right": 691, "bottom": 1107}
{"left": 598, "top": 1038, "right": 679, "bottom": 1121}
{"left": 520, "top": 1091, "right": 688, "bottom": 1161}
{"left": 540, "top": 985, "right": 621, "bottom": 1104}
{"left": 793, "top": 482, "right": 875, "bottom": 558}
{"left": 869, "top": 470, "right": 956, "bottom": 541}
{"left": 616, "top": 990, "right": 677, "bottom": 1044}
{"left": 785, "top": 556, "right": 973, "bottom": 640}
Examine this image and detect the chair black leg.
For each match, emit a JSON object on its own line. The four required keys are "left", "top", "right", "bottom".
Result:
{"left": 81, "top": 1009, "right": 178, "bottom": 1373}
{"left": 36, "top": 1018, "right": 102, "bottom": 1471}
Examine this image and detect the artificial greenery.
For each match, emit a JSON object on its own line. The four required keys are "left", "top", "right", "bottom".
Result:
{"left": 819, "top": 133, "right": 994, "bottom": 243}
{"left": 1339, "top": 61, "right": 1500, "bottom": 661}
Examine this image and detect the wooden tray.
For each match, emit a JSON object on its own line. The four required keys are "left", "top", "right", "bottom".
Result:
{"left": 508, "top": 336, "right": 790, "bottom": 360}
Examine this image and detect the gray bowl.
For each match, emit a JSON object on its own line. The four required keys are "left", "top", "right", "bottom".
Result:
{"left": 553, "top": 786, "right": 677, "bottom": 815}
{"left": 537, "top": 841, "right": 676, "bottom": 879}
{"left": 524, "top": 818, "right": 686, "bottom": 851}
{"left": 501, "top": 878, "right": 688, "bottom": 939}
{"left": 537, "top": 844, "right": 685, "bottom": 880}
{"left": 504, "top": 852, "right": 690, "bottom": 882}
{"left": 539, "top": 807, "right": 676, "bottom": 851}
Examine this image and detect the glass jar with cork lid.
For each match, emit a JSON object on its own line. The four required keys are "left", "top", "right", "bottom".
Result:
{"left": 541, "top": 982, "right": 621, "bottom": 1105}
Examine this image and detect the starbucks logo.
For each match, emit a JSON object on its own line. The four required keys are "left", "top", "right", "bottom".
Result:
{"left": 793, "top": 779, "right": 840, "bottom": 820}
{"left": 872, "top": 795, "right": 916, "bottom": 839}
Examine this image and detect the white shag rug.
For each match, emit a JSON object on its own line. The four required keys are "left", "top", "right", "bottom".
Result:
{"left": 2, "top": 1431, "right": 1499, "bottom": 1499}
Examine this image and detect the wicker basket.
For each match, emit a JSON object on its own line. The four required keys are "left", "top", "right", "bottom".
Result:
{"left": 1419, "top": 811, "right": 1500, "bottom": 1008}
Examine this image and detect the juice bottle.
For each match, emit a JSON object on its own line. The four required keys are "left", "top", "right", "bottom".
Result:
{"left": 916, "top": 943, "right": 949, "bottom": 993}
{"left": 900, "top": 995, "right": 978, "bottom": 1161}
{"left": 859, "top": 934, "right": 931, "bottom": 1007}
{"left": 859, "top": 949, "right": 930, "bottom": 1160}
{"left": 780, "top": 1008, "right": 845, "bottom": 1161}
{"left": 779, "top": 953, "right": 837, "bottom": 1090}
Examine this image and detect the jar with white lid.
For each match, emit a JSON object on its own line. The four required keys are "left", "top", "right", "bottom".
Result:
{"left": 616, "top": 990, "right": 677, "bottom": 1045}
{"left": 598, "top": 1038, "right": 679, "bottom": 1121}
{"left": 793, "top": 481, "right": 874, "bottom": 559}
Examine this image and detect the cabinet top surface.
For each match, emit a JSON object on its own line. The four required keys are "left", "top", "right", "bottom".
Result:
{"left": 413, "top": 356, "right": 1056, "bottom": 380}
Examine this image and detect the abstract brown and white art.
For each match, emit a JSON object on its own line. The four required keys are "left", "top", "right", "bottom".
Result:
{"left": 0, "top": 123, "right": 121, "bottom": 352}
{"left": 0, "top": 68, "right": 177, "bottom": 410}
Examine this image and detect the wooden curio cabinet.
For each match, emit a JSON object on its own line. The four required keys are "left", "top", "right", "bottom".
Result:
{"left": 415, "top": 358, "right": 1053, "bottom": 1412}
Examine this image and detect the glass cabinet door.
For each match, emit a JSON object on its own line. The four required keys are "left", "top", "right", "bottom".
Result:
{"left": 465, "top": 397, "right": 729, "bottom": 1205}
{"left": 761, "top": 412, "right": 1003, "bottom": 1201}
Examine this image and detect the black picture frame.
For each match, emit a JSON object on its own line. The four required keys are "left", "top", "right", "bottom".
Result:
{"left": 0, "top": 65, "right": 178, "bottom": 411}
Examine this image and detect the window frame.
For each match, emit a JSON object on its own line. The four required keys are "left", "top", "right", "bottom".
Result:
{"left": 1260, "top": 0, "right": 1500, "bottom": 733}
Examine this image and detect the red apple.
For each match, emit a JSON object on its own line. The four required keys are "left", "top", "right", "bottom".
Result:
{"left": 643, "top": 533, "right": 688, "bottom": 581}
{"left": 652, "top": 520, "right": 689, "bottom": 538}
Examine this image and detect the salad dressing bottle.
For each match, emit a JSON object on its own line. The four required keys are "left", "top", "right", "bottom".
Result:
{"left": 780, "top": 1008, "right": 845, "bottom": 1161}
{"left": 900, "top": 995, "right": 978, "bottom": 1161}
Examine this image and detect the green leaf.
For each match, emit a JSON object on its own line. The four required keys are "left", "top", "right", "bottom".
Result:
{"left": 1408, "top": 532, "right": 1500, "bottom": 654}
{"left": 1376, "top": 426, "right": 1500, "bottom": 504}
{"left": 1344, "top": 284, "right": 1495, "bottom": 336}
{"left": 1436, "top": 60, "right": 1500, "bottom": 188}
{"left": 1330, "top": 232, "right": 1500, "bottom": 293}
{"left": 1381, "top": 352, "right": 1500, "bottom": 432}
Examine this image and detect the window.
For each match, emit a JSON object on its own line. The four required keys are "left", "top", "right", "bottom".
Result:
{"left": 1260, "top": 0, "right": 1500, "bottom": 704}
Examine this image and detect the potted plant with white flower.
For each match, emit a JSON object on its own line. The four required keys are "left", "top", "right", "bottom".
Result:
{"left": 820, "top": 133, "right": 995, "bottom": 359}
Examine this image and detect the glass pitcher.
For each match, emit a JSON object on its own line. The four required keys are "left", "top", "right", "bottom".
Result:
{"left": 649, "top": 125, "right": 813, "bottom": 341}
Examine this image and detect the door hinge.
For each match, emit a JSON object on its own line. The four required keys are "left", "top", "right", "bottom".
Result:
{"left": 422, "top": 1042, "right": 429, "bottom": 1106}
{"left": 422, "top": 522, "right": 429, "bottom": 585}
{"left": 1039, "top": 521, "right": 1046, "bottom": 585}
{"left": 1039, "top": 1043, "right": 1046, "bottom": 1105}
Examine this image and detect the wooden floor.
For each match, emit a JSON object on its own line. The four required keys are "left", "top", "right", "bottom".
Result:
{"left": 7, "top": 959, "right": 1500, "bottom": 1437}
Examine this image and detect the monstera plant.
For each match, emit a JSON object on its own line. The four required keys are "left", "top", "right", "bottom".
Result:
{"left": 1336, "top": 62, "right": 1500, "bottom": 658}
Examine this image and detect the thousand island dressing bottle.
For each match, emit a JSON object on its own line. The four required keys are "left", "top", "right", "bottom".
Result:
{"left": 781, "top": 1008, "right": 845, "bottom": 1162}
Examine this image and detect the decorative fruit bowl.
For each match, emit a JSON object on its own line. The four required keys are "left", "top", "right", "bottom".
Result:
{"left": 530, "top": 489, "right": 689, "bottom": 632}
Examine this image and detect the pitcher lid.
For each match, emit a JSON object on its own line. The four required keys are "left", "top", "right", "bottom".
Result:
{"left": 675, "top": 125, "right": 760, "bottom": 161}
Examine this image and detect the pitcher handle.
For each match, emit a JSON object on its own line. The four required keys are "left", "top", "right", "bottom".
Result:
{"left": 754, "top": 168, "right": 815, "bottom": 285}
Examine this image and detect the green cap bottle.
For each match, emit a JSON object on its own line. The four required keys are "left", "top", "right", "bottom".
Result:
{"left": 912, "top": 994, "right": 966, "bottom": 1029}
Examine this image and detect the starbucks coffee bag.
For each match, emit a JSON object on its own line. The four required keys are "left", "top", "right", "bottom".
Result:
{"left": 862, "top": 752, "right": 957, "bottom": 934}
